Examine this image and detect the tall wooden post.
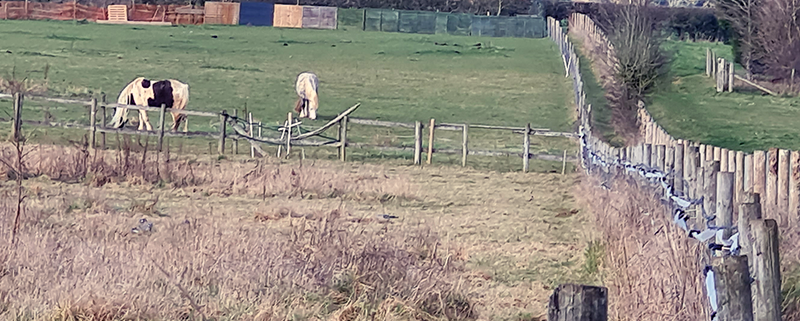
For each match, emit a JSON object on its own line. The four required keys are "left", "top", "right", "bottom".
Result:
{"left": 100, "top": 93, "right": 107, "bottom": 150}
{"left": 791, "top": 151, "right": 800, "bottom": 225}
{"left": 711, "top": 256, "right": 754, "bottom": 321}
{"left": 232, "top": 109, "right": 239, "bottom": 155}
{"left": 248, "top": 112, "right": 255, "bottom": 158}
{"left": 338, "top": 116, "right": 348, "bottom": 162}
{"left": 728, "top": 61, "right": 735, "bottom": 93}
{"left": 285, "top": 112, "right": 292, "bottom": 157}
{"left": 738, "top": 193, "right": 762, "bottom": 258}
{"left": 666, "top": 146, "right": 675, "bottom": 187}
{"left": 656, "top": 145, "right": 665, "bottom": 171}
{"left": 156, "top": 103, "right": 166, "bottom": 152}
{"left": 736, "top": 151, "right": 745, "bottom": 202}
{"left": 778, "top": 149, "right": 790, "bottom": 214}
{"left": 674, "top": 144, "right": 685, "bottom": 195}
{"left": 413, "top": 121, "right": 422, "bottom": 165}
{"left": 704, "top": 160, "right": 720, "bottom": 219}
{"left": 523, "top": 123, "right": 531, "bottom": 173}
{"left": 754, "top": 150, "right": 767, "bottom": 205}
{"left": 461, "top": 124, "right": 469, "bottom": 167}
{"left": 218, "top": 110, "right": 227, "bottom": 155}
{"left": 767, "top": 148, "right": 779, "bottom": 212}
{"left": 744, "top": 153, "right": 754, "bottom": 193}
{"left": 687, "top": 146, "right": 700, "bottom": 199}
{"left": 751, "top": 219, "right": 782, "bottom": 321}
{"left": 11, "top": 92, "right": 22, "bottom": 142}
{"left": 717, "top": 172, "right": 735, "bottom": 241}
{"left": 89, "top": 98, "right": 98, "bottom": 150}
{"left": 427, "top": 118, "right": 435, "bottom": 165}
{"left": 706, "top": 48, "right": 712, "bottom": 77}
{"left": 547, "top": 284, "right": 608, "bottom": 321}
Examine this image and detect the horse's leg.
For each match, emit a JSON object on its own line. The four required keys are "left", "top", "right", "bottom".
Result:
{"left": 140, "top": 109, "right": 153, "bottom": 131}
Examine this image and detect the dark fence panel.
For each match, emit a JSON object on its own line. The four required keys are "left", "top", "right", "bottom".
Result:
{"left": 239, "top": 1, "right": 274, "bottom": 26}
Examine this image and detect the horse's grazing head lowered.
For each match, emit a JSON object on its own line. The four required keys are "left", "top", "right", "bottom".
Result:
{"left": 295, "top": 72, "right": 319, "bottom": 120}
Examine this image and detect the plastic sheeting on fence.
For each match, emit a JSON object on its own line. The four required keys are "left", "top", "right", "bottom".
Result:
{"left": 363, "top": 8, "right": 545, "bottom": 38}
{"left": 239, "top": 2, "right": 273, "bottom": 26}
{"left": 471, "top": 15, "right": 545, "bottom": 38}
{"left": 302, "top": 6, "right": 337, "bottom": 29}
{"left": 337, "top": 8, "right": 363, "bottom": 29}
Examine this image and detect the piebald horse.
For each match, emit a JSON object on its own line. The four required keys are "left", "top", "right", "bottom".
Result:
{"left": 294, "top": 72, "right": 319, "bottom": 120}
{"left": 109, "top": 77, "right": 190, "bottom": 132}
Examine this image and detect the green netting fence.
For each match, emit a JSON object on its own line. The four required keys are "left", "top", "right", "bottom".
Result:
{"left": 360, "top": 8, "right": 545, "bottom": 38}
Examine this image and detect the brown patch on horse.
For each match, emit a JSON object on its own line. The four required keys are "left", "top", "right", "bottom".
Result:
{"left": 294, "top": 98, "right": 305, "bottom": 114}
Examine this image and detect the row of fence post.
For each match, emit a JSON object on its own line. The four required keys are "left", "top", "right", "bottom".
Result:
{"left": 553, "top": 13, "right": 788, "bottom": 320}
{"left": 7, "top": 93, "right": 562, "bottom": 172}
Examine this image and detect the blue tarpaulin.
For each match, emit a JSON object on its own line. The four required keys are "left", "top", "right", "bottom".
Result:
{"left": 239, "top": 2, "right": 274, "bottom": 26}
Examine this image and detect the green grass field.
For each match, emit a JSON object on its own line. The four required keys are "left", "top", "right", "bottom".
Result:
{"left": 647, "top": 40, "right": 800, "bottom": 152}
{"left": 0, "top": 19, "right": 577, "bottom": 171}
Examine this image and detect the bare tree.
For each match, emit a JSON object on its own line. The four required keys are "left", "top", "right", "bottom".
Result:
{"left": 714, "top": 0, "right": 759, "bottom": 78}
{"left": 752, "top": 0, "right": 800, "bottom": 81}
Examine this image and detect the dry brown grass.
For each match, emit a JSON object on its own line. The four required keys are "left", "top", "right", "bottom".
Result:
{"left": 575, "top": 171, "right": 710, "bottom": 321}
{"left": 0, "top": 141, "right": 592, "bottom": 320}
{"left": 0, "top": 187, "right": 470, "bottom": 320}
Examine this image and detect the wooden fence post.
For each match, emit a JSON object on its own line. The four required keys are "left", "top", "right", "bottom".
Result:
{"left": 791, "top": 151, "right": 800, "bottom": 225}
{"left": 728, "top": 61, "right": 735, "bottom": 93}
{"left": 218, "top": 110, "right": 227, "bottom": 155}
{"left": 687, "top": 146, "right": 700, "bottom": 199}
{"left": 716, "top": 58, "right": 725, "bottom": 92}
{"left": 232, "top": 109, "right": 239, "bottom": 155}
{"left": 547, "top": 284, "right": 608, "bottom": 321}
{"left": 89, "top": 97, "right": 98, "bottom": 150}
{"left": 704, "top": 160, "right": 720, "bottom": 219}
{"left": 754, "top": 150, "right": 767, "bottom": 206}
{"left": 156, "top": 103, "right": 166, "bottom": 152}
{"left": 338, "top": 116, "right": 348, "bottom": 162}
{"left": 736, "top": 151, "right": 744, "bottom": 202}
{"left": 656, "top": 145, "right": 665, "bottom": 171}
{"left": 11, "top": 92, "right": 22, "bottom": 142}
{"left": 711, "top": 256, "right": 754, "bottom": 321}
{"left": 461, "top": 124, "right": 468, "bottom": 167}
{"left": 738, "top": 193, "right": 762, "bottom": 259}
{"left": 427, "top": 118, "right": 435, "bottom": 165}
{"left": 666, "top": 145, "right": 675, "bottom": 187}
{"left": 643, "top": 144, "right": 652, "bottom": 167}
{"left": 778, "top": 149, "right": 790, "bottom": 214}
{"left": 751, "top": 219, "right": 782, "bottom": 321}
{"left": 285, "top": 112, "right": 292, "bottom": 157}
{"left": 745, "top": 153, "right": 754, "bottom": 193}
{"left": 674, "top": 143, "right": 684, "bottom": 195}
{"left": 717, "top": 172, "right": 735, "bottom": 241}
{"left": 523, "top": 123, "right": 530, "bottom": 173}
{"left": 706, "top": 48, "right": 712, "bottom": 77}
{"left": 248, "top": 112, "right": 255, "bottom": 158}
{"left": 767, "top": 148, "right": 778, "bottom": 213}
{"left": 413, "top": 121, "right": 422, "bottom": 165}
{"left": 100, "top": 93, "right": 106, "bottom": 150}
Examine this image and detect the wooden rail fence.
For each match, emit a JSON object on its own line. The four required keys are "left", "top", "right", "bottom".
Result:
{"left": 1, "top": 92, "right": 577, "bottom": 171}
{"left": 555, "top": 13, "right": 794, "bottom": 320}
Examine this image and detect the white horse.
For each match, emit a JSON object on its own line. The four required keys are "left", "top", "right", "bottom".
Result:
{"left": 294, "top": 72, "right": 319, "bottom": 120}
{"left": 109, "top": 77, "right": 190, "bottom": 132}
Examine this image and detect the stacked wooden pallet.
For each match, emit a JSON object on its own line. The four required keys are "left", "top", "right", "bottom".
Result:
{"left": 97, "top": 4, "right": 173, "bottom": 25}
